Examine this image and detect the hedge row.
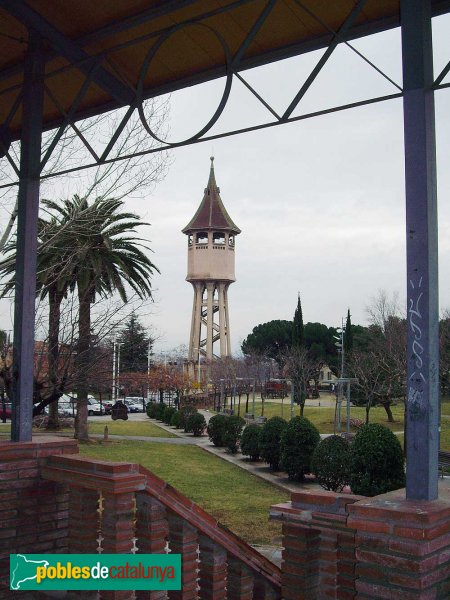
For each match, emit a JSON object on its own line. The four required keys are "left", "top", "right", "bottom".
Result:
{"left": 212, "top": 413, "right": 405, "bottom": 495}
{"left": 146, "top": 402, "right": 206, "bottom": 437}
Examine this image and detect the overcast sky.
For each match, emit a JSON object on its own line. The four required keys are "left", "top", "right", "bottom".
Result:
{"left": 1, "top": 14, "right": 450, "bottom": 356}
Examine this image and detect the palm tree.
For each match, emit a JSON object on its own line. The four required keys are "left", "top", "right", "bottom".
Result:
{"left": 0, "top": 195, "right": 159, "bottom": 439}
{"left": 44, "top": 195, "right": 158, "bottom": 440}
{"left": 0, "top": 205, "right": 75, "bottom": 428}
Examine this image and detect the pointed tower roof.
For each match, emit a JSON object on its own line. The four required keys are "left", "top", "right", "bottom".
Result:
{"left": 182, "top": 157, "right": 241, "bottom": 235}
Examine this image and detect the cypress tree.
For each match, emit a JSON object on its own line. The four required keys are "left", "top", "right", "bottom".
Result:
{"left": 344, "top": 308, "right": 353, "bottom": 353}
{"left": 292, "top": 293, "right": 305, "bottom": 349}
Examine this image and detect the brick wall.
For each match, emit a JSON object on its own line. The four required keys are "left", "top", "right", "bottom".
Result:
{"left": 0, "top": 436, "right": 78, "bottom": 600}
{"left": 271, "top": 487, "right": 450, "bottom": 600}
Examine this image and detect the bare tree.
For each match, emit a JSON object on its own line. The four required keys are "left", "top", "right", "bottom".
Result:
{"left": 348, "top": 290, "right": 407, "bottom": 423}
{"left": 283, "top": 347, "right": 322, "bottom": 416}
{"left": 0, "top": 97, "right": 171, "bottom": 251}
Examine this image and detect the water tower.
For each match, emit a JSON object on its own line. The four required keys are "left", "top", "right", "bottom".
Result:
{"left": 182, "top": 158, "right": 241, "bottom": 378}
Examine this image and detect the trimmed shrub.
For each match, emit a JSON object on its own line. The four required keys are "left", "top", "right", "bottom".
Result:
{"left": 146, "top": 402, "right": 158, "bottom": 419}
{"left": 187, "top": 412, "right": 207, "bottom": 437}
{"left": 154, "top": 402, "right": 167, "bottom": 421}
{"left": 162, "top": 406, "right": 176, "bottom": 425}
{"left": 350, "top": 423, "right": 405, "bottom": 497}
{"left": 170, "top": 411, "right": 182, "bottom": 428}
{"left": 240, "top": 424, "right": 262, "bottom": 461}
{"left": 260, "top": 417, "right": 287, "bottom": 470}
{"left": 180, "top": 405, "right": 198, "bottom": 432}
{"left": 280, "top": 416, "right": 321, "bottom": 481}
{"left": 311, "top": 435, "right": 351, "bottom": 492}
{"left": 207, "top": 414, "right": 228, "bottom": 446}
{"left": 224, "top": 415, "right": 246, "bottom": 454}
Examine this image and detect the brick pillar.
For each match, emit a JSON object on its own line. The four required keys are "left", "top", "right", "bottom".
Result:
{"left": 68, "top": 486, "right": 100, "bottom": 553}
{"left": 337, "top": 529, "right": 357, "bottom": 599}
{"left": 135, "top": 493, "right": 168, "bottom": 600}
{"left": 271, "top": 491, "right": 364, "bottom": 600}
{"left": 167, "top": 515, "right": 198, "bottom": 600}
{"left": 281, "top": 522, "right": 320, "bottom": 600}
{"left": 197, "top": 535, "right": 227, "bottom": 600}
{"left": 100, "top": 492, "right": 135, "bottom": 600}
{"left": 227, "top": 557, "right": 254, "bottom": 600}
{"left": 347, "top": 489, "right": 450, "bottom": 599}
{"left": 253, "top": 576, "right": 280, "bottom": 599}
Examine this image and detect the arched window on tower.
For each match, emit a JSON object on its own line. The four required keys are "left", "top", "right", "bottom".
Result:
{"left": 228, "top": 234, "right": 235, "bottom": 247}
{"left": 196, "top": 232, "right": 208, "bottom": 244}
{"left": 188, "top": 235, "right": 193, "bottom": 246}
{"left": 213, "top": 232, "right": 225, "bottom": 245}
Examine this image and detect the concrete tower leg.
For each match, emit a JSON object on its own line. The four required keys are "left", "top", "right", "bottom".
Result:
{"left": 206, "top": 282, "right": 215, "bottom": 360}
{"left": 224, "top": 284, "right": 231, "bottom": 356}
{"left": 189, "top": 282, "right": 203, "bottom": 362}
{"left": 218, "top": 283, "right": 227, "bottom": 357}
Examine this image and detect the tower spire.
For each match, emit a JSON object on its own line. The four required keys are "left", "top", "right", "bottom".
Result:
{"left": 208, "top": 155, "right": 217, "bottom": 189}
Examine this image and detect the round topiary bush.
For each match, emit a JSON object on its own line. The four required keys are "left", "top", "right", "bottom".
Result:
{"left": 146, "top": 402, "right": 157, "bottom": 419}
{"left": 350, "top": 423, "right": 405, "bottom": 497}
{"left": 224, "top": 415, "right": 246, "bottom": 454}
{"left": 170, "top": 411, "right": 182, "bottom": 428}
{"left": 187, "top": 412, "right": 207, "bottom": 437}
{"left": 207, "top": 414, "right": 228, "bottom": 446}
{"left": 240, "top": 424, "right": 262, "bottom": 461}
{"left": 311, "top": 435, "right": 351, "bottom": 492}
{"left": 162, "top": 406, "right": 176, "bottom": 425}
{"left": 280, "top": 416, "right": 321, "bottom": 481}
{"left": 180, "top": 405, "right": 198, "bottom": 432}
{"left": 259, "top": 416, "right": 287, "bottom": 470}
{"left": 154, "top": 402, "right": 167, "bottom": 421}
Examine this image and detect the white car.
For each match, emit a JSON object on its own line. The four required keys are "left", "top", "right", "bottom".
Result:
{"left": 59, "top": 394, "right": 105, "bottom": 416}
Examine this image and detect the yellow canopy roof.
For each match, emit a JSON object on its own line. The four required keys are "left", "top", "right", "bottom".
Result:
{"left": 0, "top": 0, "right": 449, "bottom": 140}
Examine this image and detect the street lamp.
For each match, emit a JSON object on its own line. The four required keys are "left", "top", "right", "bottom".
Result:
{"left": 112, "top": 340, "right": 123, "bottom": 402}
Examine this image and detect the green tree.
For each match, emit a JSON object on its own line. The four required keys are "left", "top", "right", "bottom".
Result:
{"left": 241, "top": 320, "right": 292, "bottom": 364}
{"left": 43, "top": 195, "right": 159, "bottom": 440}
{"left": 118, "top": 313, "right": 152, "bottom": 373}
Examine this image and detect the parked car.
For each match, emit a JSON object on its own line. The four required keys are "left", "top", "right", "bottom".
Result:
{"left": 127, "top": 397, "right": 146, "bottom": 412}
{"left": 0, "top": 402, "right": 12, "bottom": 421}
{"left": 62, "top": 394, "right": 105, "bottom": 416}
{"left": 123, "top": 398, "right": 143, "bottom": 413}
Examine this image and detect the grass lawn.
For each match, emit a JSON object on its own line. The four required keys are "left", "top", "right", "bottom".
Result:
{"left": 79, "top": 439, "right": 289, "bottom": 546}
{"left": 0, "top": 420, "right": 175, "bottom": 439}
{"left": 247, "top": 402, "right": 405, "bottom": 433}
{"left": 88, "top": 420, "right": 176, "bottom": 438}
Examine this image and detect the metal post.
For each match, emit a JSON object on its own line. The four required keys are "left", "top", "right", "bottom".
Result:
{"left": 112, "top": 340, "right": 116, "bottom": 402}
{"left": 11, "top": 31, "right": 44, "bottom": 442}
{"left": 147, "top": 340, "right": 151, "bottom": 403}
{"left": 252, "top": 379, "right": 255, "bottom": 417}
{"left": 346, "top": 382, "right": 351, "bottom": 435}
{"left": 401, "top": 0, "right": 439, "bottom": 500}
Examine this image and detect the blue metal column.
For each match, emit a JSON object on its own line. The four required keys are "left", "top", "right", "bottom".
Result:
{"left": 11, "top": 31, "right": 44, "bottom": 441}
{"left": 401, "top": 0, "right": 439, "bottom": 500}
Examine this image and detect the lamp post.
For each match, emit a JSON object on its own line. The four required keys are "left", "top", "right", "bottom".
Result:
{"left": 112, "top": 339, "right": 117, "bottom": 402}
{"left": 147, "top": 340, "right": 152, "bottom": 403}
{"left": 117, "top": 343, "right": 123, "bottom": 400}
{"left": 333, "top": 319, "right": 345, "bottom": 431}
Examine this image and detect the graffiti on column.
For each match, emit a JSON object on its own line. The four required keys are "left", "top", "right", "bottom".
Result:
{"left": 408, "top": 275, "right": 425, "bottom": 418}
